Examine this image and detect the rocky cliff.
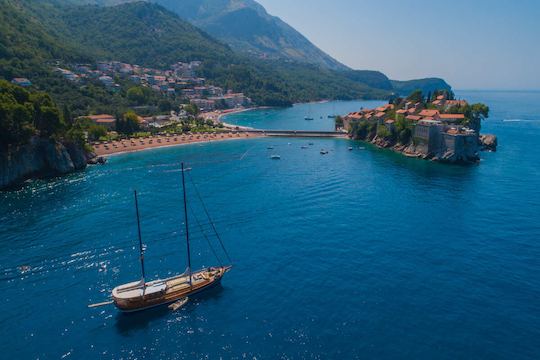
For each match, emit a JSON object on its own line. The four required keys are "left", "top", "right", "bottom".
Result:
{"left": 0, "top": 138, "right": 93, "bottom": 190}
{"left": 352, "top": 132, "right": 496, "bottom": 165}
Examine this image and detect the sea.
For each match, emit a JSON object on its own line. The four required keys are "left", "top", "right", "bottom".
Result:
{"left": 0, "top": 91, "right": 539, "bottom": 359}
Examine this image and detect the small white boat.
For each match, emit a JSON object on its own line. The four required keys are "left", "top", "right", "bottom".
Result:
{"left": 348, "top": 147, "right": 353, "bottom": 151}
{"left": 270, "top": 154, "right": 281, "bottom": 160}
{"left": 304, "top": 117, "right": 314, "bottom": 121}
{"left": 301, "top": 145, "right": 308, "bottom": 149}
{"left": 267, "top": 146, "right": 274, "bottom": 150}
{"left": 320, "top": 150, "right": 329, "bottom": 155}
{"left": 358, "top": 146, "right": 366, "bottom": 150}
{"left": 168, "top": 297, "right": 189, "bottom": 311}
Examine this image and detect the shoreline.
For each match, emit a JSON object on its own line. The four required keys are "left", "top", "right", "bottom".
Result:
{"left": 353, "top": 136, "right": 488, "bottom": 164}
{"left": 92, "top": 131, "right": 265, "bottom": 157}
{"left": 200, "top": 106, "right": 271, "bottom": 124}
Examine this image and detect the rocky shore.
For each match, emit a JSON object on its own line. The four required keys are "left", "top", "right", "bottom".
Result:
{"left": 0, "top": 138, "right": 97, "bottom": 190}
{"left": 480, "top": 134, "right": 498, "bottom": 151}
{"left": 358, "top": 133, "right": 498, "bottom": 164}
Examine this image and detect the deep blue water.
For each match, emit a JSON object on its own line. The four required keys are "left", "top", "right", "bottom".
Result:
{"left": 1, "top": 91, "right": 539, "bottom": 359}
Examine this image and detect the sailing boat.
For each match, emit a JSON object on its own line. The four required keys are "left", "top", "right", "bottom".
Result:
{"left": 328, "top": 102, "right": 337, "bottom": 118}
{"left": 304, "top": 103, "right": 314, "bottom": 120}
{"left": 111, "top": 163, "right": 232, "bottom": 313}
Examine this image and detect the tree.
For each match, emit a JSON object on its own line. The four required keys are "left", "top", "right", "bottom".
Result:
{"left": 407, "top": 90, "right": 423, "bottom": 103}
{"left": 184, "top": 103, "right": 199, "bottom": 116}
{"left": 465, "top": 103, "right": 489, "bottom": 133}
{"left": 31, "top": 92, "right": 65, "bottom": 137}
{"left": 335, "top": 116, "right": 344, "bottom": 129}
{"left": 87, "top": 124, "right": 107, "bottom": 140}
{"left": 62, "top": 104, "right": 73, "bottom": 126}
{"left": 127, "top": 86, "right": 146, "bottom": 105}
{"left": 36, "top": 105, "right": 64, "bottom": 137}
{"left": 0, "top": 94, "right": 35, "bottom": 148}
{"left": 158, "top": 99, "right": 172, "bottom": 112}
{"left": 377, "top": 124, "right": 391, "bottom": 139}
{"left": 116, "top": 111, "right": 141, "bottom": 135}
{"left": 350, "top": 120, "right": 369, "bottom": 140}
{"left": 395, "top": 116, "right": 412, "bottom": 144}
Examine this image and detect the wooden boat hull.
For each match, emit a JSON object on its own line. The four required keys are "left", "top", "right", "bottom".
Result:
{"left": 112, "top": 266, "right": 230, "bottom": 313}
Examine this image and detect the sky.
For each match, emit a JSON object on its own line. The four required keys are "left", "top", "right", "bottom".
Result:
{"left": 256, "top": 0, "right": 540, "bottom": 90}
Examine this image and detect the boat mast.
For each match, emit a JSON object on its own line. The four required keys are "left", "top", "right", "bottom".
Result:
{"left": 134, "top": 190, "right": 146, "bottom": 289}
{"left": 181, "top": 163, "right": 192, "bottom": 288}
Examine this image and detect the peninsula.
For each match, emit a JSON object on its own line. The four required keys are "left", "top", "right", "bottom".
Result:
{"left": 337, "top": 90, "right": 497, "bottom": 163}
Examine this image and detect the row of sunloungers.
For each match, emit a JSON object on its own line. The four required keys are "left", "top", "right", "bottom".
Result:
{"left": 94, "top": 132, "right": 251, "bottom": 151}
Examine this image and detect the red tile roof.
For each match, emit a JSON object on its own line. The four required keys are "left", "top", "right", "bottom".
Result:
{"left": 446, "top": 100, "right": 468, "bottom": 107}
{"left": 96, "top": 119, "right": 115, "bottom": 124}
{"left": 406, "top": 115, "right": 422, "bottom": 121}
{"left": 419, "top": 109, "right": 440, "bottom": 117}
{"left": 439, "top": 114, "right": 465, "bottom": 119}
{"left": 348, "top": 113, "right": 363, "bottom": 120}
{"left": 87, "top": 114, "right": 115, "bottom": 121}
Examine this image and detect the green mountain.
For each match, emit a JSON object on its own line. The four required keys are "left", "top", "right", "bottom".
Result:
{"left": 1, "top": 0, "right": 391, "bottom": 115}
{"left": 342, "top": 70, "right": 393, "bottom": 91}
{"left": 153, "top": 0, "right": 349, "bottom": 70}
{"left": 1, "top": 0, "right": 451, "bottom": 118}
{"left": 391, "top": 78, "right": 451, "bottom": 95}
{"left": 68, "top": 0, "right": 350, "bottom": 70}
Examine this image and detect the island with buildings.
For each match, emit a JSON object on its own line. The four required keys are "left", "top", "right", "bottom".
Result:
{"left": 337, "top": 90, "right": 497, "bottom": 163}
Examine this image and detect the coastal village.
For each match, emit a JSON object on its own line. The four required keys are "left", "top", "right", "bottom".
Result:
{"left": 54, "top": 60, "right": 251, "bottom": 111}
{"left": 10, "top": 61, "right": 494, "bottom": 165}
{"left": 338, "top": 92, "right": 493, "bottom": 163}
{"left": 13, "top": 60, "right": 252, "bottom": 131}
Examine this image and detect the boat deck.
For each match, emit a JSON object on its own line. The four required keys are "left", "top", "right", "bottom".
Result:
{"left": 112, "top": 267, "right": 231, "bottom": 311}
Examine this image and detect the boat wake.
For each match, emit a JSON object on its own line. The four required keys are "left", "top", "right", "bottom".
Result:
{"left": 503, "top": 119, "right": 538, "bottom": 122}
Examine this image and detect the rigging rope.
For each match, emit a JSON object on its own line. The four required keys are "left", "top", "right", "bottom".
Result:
{"left": 187, "top": 170, "right": 233, "bottom": 265}
{"left": 186, "top": 191, "right": 223, "bottom": 267}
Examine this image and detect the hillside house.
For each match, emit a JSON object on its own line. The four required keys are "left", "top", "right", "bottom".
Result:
{"left": 11, "top": 78, "right": 32, "bottom": 87}
{"left": 86, "top": 114, "right": 116, "bottom": 130}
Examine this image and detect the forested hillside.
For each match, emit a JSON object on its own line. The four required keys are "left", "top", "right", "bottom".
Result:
{"left": 0, "top": 0, "right": 390, "bottom": 115}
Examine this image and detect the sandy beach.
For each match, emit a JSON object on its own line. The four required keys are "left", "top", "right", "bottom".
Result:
{"left": 201, "top": 106, "right": 269, "bottom": 125}
{"left": 92, "top": 131, "right": 264, "bottom": 156}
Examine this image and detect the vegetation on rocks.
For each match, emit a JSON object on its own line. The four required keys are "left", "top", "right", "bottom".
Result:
{"left": 0, "top": 79, "right": 71, "bottom": 149}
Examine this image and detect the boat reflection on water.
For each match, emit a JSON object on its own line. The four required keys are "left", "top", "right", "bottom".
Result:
{"left": 114, "top": 284, "right": 226, "bottom": 334}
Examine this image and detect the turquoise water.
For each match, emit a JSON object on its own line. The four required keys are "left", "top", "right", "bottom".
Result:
{"left": 1, "top": 91, "right": 540, "bottom": 359}
{"left": 223, "top": 100, "right": 387, "bottom": 130}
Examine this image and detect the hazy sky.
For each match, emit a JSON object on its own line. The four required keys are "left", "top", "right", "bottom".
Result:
{"left": 256, "top": 0, "right": 540, "bottom": 90}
